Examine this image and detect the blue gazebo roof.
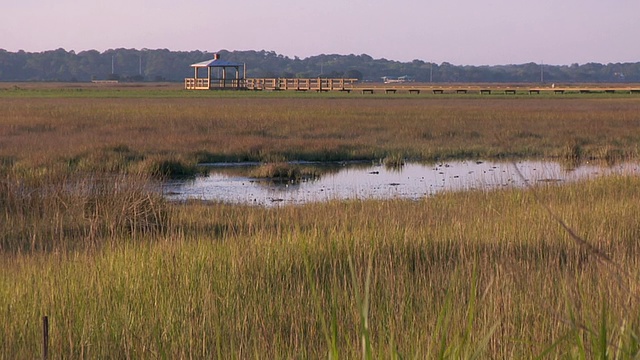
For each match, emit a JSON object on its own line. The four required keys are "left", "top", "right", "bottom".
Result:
{"left": 190, "top": 58, "right": 243, "bottom": 68}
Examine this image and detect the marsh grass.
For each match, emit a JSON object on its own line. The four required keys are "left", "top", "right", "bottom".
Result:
{"left": 0, "top": 166, "right": 168, "bottom": 252}
{"left": 1, "top": 95, "right": 639, "bottom": 171}
{"left": 2, "top": 89, "right": 640, "bottom": 357}
{"left": 3, "top": 175, "right": 640, "bottom": 357}
{"left": 383, "top": 153, "right": 406, "bottom": 169}
{"left": 248, "top": 162, "right": 320, "bottom": 182}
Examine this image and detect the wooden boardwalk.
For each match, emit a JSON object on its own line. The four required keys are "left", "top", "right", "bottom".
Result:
{"left": 185, "top": 77, "right": 640, "bottom": 95}
{"left": 244, "top": 78, "right": 358, "bottom": 92}
{"left": 185, "top": 77, "right": 359, "bottom": 91}
{"left": 352, "top": 84, "right": 640, "bottom": 95}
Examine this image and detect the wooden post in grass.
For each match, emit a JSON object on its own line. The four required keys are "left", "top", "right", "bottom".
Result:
{"left": 42, "top": 316, "right": 49, "bottom": 360}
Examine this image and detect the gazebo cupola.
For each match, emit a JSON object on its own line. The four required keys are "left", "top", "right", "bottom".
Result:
{"left": 184, "top": 54, "right": 246, "bottom": 90}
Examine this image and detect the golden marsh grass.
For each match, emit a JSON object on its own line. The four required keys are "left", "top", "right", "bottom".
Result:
{"left": 1, "top": 95, "right": 639, "bottom": 170}
{"left": 1, "top": 89, "right": 640, "bottom": 357}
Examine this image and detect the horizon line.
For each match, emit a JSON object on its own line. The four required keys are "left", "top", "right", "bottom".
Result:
{"left": 1, "top": 47, "right": 637, "bottom": 68}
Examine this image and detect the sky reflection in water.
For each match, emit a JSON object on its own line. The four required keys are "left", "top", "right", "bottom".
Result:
{"left": 163, "top": 160, "right": 640, "bottom": 207}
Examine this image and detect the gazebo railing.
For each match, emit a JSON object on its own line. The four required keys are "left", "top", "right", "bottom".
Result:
{"left": 184, "top": 78, "right": 246, "bottom": 90}
{"left": 184, "top": 78, "right": 210, "bottom": 90}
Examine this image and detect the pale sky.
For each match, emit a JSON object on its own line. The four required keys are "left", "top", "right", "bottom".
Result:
{"left": 2, "top": 0, "right": 639, "bottom": 65}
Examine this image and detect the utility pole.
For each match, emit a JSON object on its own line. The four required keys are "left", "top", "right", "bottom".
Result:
{"left": 430, "top": 63, "right": 433, "bottom": 83}
{"left": 540, "top": 60, "right": 544, "bottom": 83}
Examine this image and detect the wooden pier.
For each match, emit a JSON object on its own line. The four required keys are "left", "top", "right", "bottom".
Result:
{"left": 244, "top": 78, "right": 358, "bottom": 92}
{"left": 350, "top": 84, "right": 640, "bottom": 95}
{"left": 185, "top": 75, "right": 640, "bottom": 96}
{"left": 184, "top": 56, "right": 639, "bottom": 94}
{"left": 184, "top": 77, "right": 358, "bottom": 91}
{"left": 184, "top": 55, "right": 640, "bottom": 94}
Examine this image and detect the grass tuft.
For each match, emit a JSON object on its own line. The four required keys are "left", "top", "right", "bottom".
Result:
{"left": 249, "top": 162, "right": 319, "bottom": 182}
{"left": 144, "top": 157, "right": 200, "bottom": 179}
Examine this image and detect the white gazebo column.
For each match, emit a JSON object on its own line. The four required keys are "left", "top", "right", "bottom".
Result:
{"left": 222, "top": 68, "right": 227, "bottom": 88}
{"left": 193, "top": 67, "right": 198, "bottom": 89}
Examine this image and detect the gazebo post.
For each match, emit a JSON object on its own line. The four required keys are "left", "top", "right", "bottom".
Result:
{"left": 222, "top": 68, "right": 227, "bottom": 88}
{"left": 235, "top": 67, "right": 239, "bottom": 88}
{"left": 193, "top": 67, "right": 198, "bottom": 89}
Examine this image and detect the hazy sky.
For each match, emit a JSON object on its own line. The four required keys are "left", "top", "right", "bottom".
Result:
{"left": 2, "top": 0, "right": 639, "bottom": 65}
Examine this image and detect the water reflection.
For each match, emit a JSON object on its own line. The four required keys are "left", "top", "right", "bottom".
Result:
{"left": 163, "top": 160, "right": 639, "bottom": 207}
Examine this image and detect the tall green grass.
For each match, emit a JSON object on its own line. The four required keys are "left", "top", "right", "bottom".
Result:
{"left": 2, "top": 175, "right": 640, "bottom": 357}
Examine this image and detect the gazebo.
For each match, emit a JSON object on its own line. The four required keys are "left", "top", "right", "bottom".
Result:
{"left": 184, "top": 54, "right": 246, "bottom": 90}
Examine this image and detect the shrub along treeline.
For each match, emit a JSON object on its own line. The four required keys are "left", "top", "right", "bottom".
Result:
{"left": 1, "top": 47, "right": 640, "bottom": 83}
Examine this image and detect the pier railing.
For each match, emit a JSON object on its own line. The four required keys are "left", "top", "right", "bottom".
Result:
{"left": 185, "top": 77, "right": 358, "bottom": 91}
{"left": 245, "top": 78, "right": 358, "bottom": 91}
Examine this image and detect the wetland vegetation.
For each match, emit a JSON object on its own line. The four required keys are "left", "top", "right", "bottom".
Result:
{"left": 1, "top": 85, "right": 640, "bottom": 358}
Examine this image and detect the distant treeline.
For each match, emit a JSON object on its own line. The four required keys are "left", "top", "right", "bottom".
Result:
{"left": 0, "top": 48, "right": 639, "bottom": 83}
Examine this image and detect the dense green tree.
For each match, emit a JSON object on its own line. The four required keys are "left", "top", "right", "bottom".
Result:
{"left": 345, "top": 69, "right": 363, "bottom": 80}
{"left": 0, "top": 48, "right": 638, "bottom": 82}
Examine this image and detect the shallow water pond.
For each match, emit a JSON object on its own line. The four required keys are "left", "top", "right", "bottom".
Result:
{"left": 163, "top": 160, "right": 639, "bottom": 206}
